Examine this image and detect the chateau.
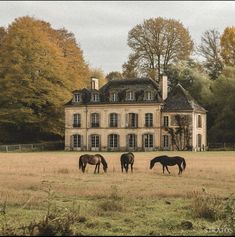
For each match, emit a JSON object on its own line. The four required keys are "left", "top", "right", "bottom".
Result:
{"left": 64, "top": 76, "right": 207, "bottom": 151}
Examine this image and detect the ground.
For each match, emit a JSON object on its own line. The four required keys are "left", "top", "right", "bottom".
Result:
{"left": 0, "top": 151, "right": 234, "bottom": 236}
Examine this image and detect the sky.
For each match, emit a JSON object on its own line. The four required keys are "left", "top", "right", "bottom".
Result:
{"left": 1, "top": 1, "right": 235, "bottom": 74}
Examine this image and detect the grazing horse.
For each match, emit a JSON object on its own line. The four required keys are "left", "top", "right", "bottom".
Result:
{"left": 150, "top": 155, "right": 186, "bottom": 175}
{"left": 79, "top": 154, "right": 108, "bottom": 174}
{"left": 120, "top": 152, "right": 135, "bottom": 173}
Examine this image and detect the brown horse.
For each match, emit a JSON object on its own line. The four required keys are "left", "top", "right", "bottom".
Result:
{"left": 150, "top": 155, "right": 186, "bottom": 175}
{"left": 120, "top": 152, "right": 135, "bottom": 173}
{"left": 79, "top": 154, "right": 108, "bottom": 173}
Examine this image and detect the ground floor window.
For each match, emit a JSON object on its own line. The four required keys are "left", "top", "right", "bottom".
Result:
{"left": 127, "top": 134, "right": 137, "bottom": 149}
{"left": 143, "top": 134, "right": 153, "bottom": 148}
{"left": 108, "top": 134, "right": 119, "bottom": 149}
{"left": 91, "top": 134, "right": 100, "bottom": 148}
{"left": 73, "top": 134, "right": 81, "bottom": 148}
{"left": 163, "top": 135, "right": 169, "bottom": 148}
{"left": 197, "top": 134, "right": 202, "bottom": 148}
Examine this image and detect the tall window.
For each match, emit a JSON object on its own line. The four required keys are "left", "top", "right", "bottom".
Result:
{"left": 127, "top": 113, "right": 138, "bottom": 128}
{"left": 110, "top": 92, "right": 118, "bottom": 102}
{"left": 145, "top": 113, "right": 153, "bottom": 127}
{"left": 197, "top": 134, "right": 202, "bottom": 148}
{"left": 197, "top": 115, "right": 202, "bottom": 128}
{"left": 127, "top": 134, "right": 137, "bottom": 149}
{"left": 163, "top": 135, "right": 169, "bottom": 148}
{"left": 144, "top": 91, "right": 153, "bottom": 101}
{"left": 73, "top": 134, "right": 81, "bottom": 148}
{"left": 73, "top": 114, "right": 81, "bottom": 127}
{"left": 91, "top": 93, "right": 99, "bottom": 102}
{"left": 91, "top": 113, "right": 100, "bottom": 127}
{"left": 110, "top": 113, "right": 118, "bottom": 127}
{"left": 108, "top": 134, "right": 119, "bottom": 149}
{"left": 74, "top": 93, "right": 80, "bottom": 102}
{"left": 126, "top": 91, "right": 135, "bottom": 101}
{"left": 91, "top": 135, "right": 100, "bottom": 149}
{"left": 143, "top": 134, "right": 153, "bottom": 148}
{"left": 163, "top": 116, "right": 169, "bottom": 127}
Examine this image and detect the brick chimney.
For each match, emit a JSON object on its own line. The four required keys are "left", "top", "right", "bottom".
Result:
{"left": 160, "top": 75, "right": 168, "bottom": 100}
{"left": 91, "top": 77, "right": 99, "bottom": 90}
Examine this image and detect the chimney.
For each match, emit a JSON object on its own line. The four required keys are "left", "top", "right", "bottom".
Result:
{"left": 91, "top": 77, "right": 99, "bottom": 90}
{"left": 160, "top": 75, "right": 168, "bottom": 100}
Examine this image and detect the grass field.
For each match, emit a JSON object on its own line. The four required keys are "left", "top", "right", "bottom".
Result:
{"left": 0, "top": 151, "right": 234, "bottom": 236}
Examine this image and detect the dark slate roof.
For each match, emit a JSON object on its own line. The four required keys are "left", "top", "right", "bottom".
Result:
{"left": 162, "top": 84, "right": 206, "bottom": 113}
{"left": 65, "top": 78, "right": 163, "bottom": 106}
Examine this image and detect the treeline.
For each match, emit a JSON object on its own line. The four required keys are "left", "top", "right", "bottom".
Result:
{"left": 0, "top": 16, "right": 234, "bottom": 144}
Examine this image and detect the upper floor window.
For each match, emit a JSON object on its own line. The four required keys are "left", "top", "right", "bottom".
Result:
{"left": 110, "top": 92, "right": 118, "bottom": 102}
{"left": 197, "top": 115, "right": 202, "bottom": 128}
{"left": 126, "top": 91, "right": 135, "bottom": 101}
{"left": 145, "top": 113, "right": 153, "bottom": 127}
{"left": 110, "top": 113, "right": 118, "bottom": 127}
{"left": 127, "top": 113, "right": 138, "bottom": 128}
{"left": 144, "top": 91, "right": 153, "bottom": 101}
{"left": 163, "top": 116, "right": 169, "bottom": 127}
{"left": 73, "top": 114, "right": 81, "bottom": 127}
{"left": 74, "top": 93, "right": 81, "bottom": 102}
{"left": 91, "top": 113, "right": 100, "bottom": 127}
{"left": 91, "top": 93, "right": 99, "bottom": 102}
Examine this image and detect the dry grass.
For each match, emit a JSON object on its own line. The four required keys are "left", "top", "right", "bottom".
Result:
{"left": 0, "top": 151, "right": 234, "bottom": 206}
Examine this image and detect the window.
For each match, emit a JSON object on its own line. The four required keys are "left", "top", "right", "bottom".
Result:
{"left": 198, "top": 115, "right": 202, "bottom": 128}
{"left": 74, "top": 93, "right": 80, "bottom": 102}
{"left": 145, "top": 91, "right": 153, "bottom": 101}
{"left": 110, "top": 92, "right": 118, "bottom": 102}
{"left": 73, "top": 114, "right": 81, "bottom": 127}
{"left": 110, "top": 113, "right": 118, "bottom": 127}
{"left": 127, "top": 113, "right": 138, "bottom": 128}
{"left": 108, "top": 134, "right": 119, "bottom": 149}
{"left": 197, "top": 134, "right": 202, "bottom": 148}
{"left": 163, "top": 135, "right": 169, "bottom": 148}
{"left": 145, "top": 113, "right": 153, "bottom": 127}
{"left": 73, "top": 134, "right": 81, "bottom": 148}
{"left": 163, "top": 116, "right": 169, "bottom": 127}
{"left": 91, "top": 113, "right": 100, "bottom": 127}
{"left": 143, "top": 134, "right": 153, "bottom": 148}
{"left": 91, "top": 93, "right": 99, "bottom": 102}
{"left": 91, "top": 135, "right": 100, "bottom": 148}
{"left": 126, "top": 91, "right": 135, "bottom": 101}
{"left": 127, "top": 134, "right": 137, "bottom": 149}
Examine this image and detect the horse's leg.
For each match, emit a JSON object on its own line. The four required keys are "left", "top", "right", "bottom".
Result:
{"left": 126, "top": 164, "right": 129, "bottom": 173}
{"left": 94, "top": 164, "right": 98, "bottom": 174}
{"left": 166, "top": 166, "right": 170, "bottom": 174}
{"left": 82, "top": 164, "right": 86, "bottom": 173}
{"left": 121, "top": 164, "right": 123, "bottom": 172}
{"left": 178, "top": 164, "right": 182, "bottom": 175}
{"left": 162, "top": 165, "right": 165, "bottom": 174}
{"left": 98, "top": 163, "right": 100, "bottom": 174}
{"left": 131, "top": 163, "right": 134, "bottom": 173}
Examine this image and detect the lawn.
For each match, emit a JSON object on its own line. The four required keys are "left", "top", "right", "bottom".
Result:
{"left": 0, "top": 151, "right": 234, "bottom": 236}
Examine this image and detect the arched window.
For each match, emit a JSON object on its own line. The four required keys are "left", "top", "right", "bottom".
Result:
{"left": 108, "top": 134, "right": 119, "bottom": 149}
{"left": 110, "top": 113, "right": 118, "bottom": 127}
{"left": 73, "top": 114, "right": 81, "bottom": 127}
{"left": 127, "top": 113, "right": 138, "bottom": 128}
{"left": 91, "top": 113, "right": 100, "bottom": 127}
{"left": 72, "top": 134, "right": 82, "bottom": 148}
{"left": 143, "top": 134, "right": 153, "bottom": 148}
{"left": 127, "top": 134, "right": 137, "bottom": 150}
{"left": 145, "top": 113, "right": 153, "bottom": 127}
{"left": 90, "top": 134, "right": 100, "bottom": 149}
{"left": 198, "top": 115, "right": 202, "bottom": 128}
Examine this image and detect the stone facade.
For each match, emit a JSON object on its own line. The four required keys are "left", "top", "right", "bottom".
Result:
{"left": 64, "top": 77, "right": 207, "bottom": 151}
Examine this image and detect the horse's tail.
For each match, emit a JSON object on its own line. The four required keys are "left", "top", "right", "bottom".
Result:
{"left": 79, "top": 156, "right": 83, "bottom": 170}
{"left": 182, "top": 158, "right": 186, "bottom": 171}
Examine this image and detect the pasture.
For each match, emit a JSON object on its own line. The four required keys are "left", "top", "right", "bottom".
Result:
{"left": 0, "top": 151, "right": 234, "bottom": 236}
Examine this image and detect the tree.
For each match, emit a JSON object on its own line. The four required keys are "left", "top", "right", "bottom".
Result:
{"left": 0, "top": 16, "right": 90, "bottom": 143}
{"left": 198, "top": 29, "right": 223, "bottom": 80}
{"left": 124, "top": 17, "right": 193, "bottom": 81}
{"left": 221, "top": 27, "right": 235, "bottom": 66}
{"left": 106, "top": 71, "right": 123, "bottom": 81}
{"left": 122, "top": 53, "right": 140, "bottom": 78}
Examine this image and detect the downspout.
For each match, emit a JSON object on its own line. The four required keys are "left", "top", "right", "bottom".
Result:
{"left": 85, "top": 105, "right": 88, "bottom": 151}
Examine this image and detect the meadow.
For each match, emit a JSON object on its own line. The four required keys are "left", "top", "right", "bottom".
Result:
{"left": 0, "top": 151, "right": 234, "bottom": 236}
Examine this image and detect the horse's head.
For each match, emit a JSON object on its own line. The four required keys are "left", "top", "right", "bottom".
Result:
{"left": 150, "top": 158, "right": 158, "bottom": 169}
{"left": 103, "top": 166, "right": 108, "bottom": 173}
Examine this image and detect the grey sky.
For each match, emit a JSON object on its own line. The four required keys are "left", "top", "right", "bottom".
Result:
{"left": 1, "top": 1, "right": 235, "bottom": 74}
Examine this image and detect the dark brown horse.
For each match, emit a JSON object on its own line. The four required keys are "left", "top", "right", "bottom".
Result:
{"left": 150, "top": 155, "right": 186, "bottom": 175}
{"left": 79, "top": 154, "right": 108, "bottom": 173}
{"left": 120, "top": 152, "right": 135, "bottom": 173}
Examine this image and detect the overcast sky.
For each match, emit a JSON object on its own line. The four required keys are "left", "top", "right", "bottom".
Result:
{"left": 1, "top": 1, "right": 235, "bottom": 74}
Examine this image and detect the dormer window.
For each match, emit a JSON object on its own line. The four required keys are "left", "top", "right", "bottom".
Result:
{"left": 126, "top": 91, "right": 135, "bottom": 101}
{"left": 74, "top": 93, "right": 81, "bottom": 102}
{"left": 91, "top": 93, "right": 99, "bottom": 102}
{"left": 110, "top": 92, "right": 118, "bottom": 102}
{"left": 145, "top": 91, "right": 153, "bottom": 101}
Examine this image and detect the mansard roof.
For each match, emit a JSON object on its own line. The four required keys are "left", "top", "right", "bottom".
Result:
{"left": 162, "top": 84, "right": 206, "bottom": 113}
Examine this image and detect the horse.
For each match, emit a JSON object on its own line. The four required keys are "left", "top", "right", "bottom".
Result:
{"left": 149, "top": 155, "right": 186, "bottom": 175}
{"left": 120, "top": 152, "right": 135, "bottom": 173}
{"left": 78, "top": 154, "right": 108, "bottom": 174}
